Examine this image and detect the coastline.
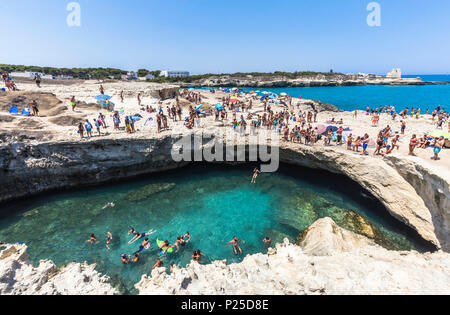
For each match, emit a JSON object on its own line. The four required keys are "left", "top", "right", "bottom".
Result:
{"left": 0, "top": 80, "right": 449, "bottom": 295}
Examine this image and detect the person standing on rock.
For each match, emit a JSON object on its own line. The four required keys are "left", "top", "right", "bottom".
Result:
{"left": 432, "top": 136, "right": 445, "bottom": 161}
{"left": 70, "top": 96, "right": 77, "bottom": 111}
{"left": 31, "top": 100, "right": 39, "bottom": 117}
{"left": 33, "top": 73, "right": 41, "bottom": 88}
{"left": 226, "top": 237, "right": 245, "bottom": 255}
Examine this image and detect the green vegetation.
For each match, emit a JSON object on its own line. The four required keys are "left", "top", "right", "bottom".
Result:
{"left": 0, "top": 64, "right": 127, "bottom": 80}
{"left": 0, "top": 63, "right": 343, "bottom": 82}
{"left": 148, "top": 71, "right": 344, "bottom": 83}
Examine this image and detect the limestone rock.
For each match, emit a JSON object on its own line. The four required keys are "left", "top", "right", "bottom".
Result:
{"left": 135, "top": 218, "right": 450, "bottom": 295}
{"left": 297, "top": 217, "right": 376, "bottom": 256}
{"left": 0, "top": 244, "right": 118, "bottom": 295}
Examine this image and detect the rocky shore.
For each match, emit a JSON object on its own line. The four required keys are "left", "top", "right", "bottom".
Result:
{"left": 136, "top": 218, "right": 450, "bottom": 295}
{"left": 0, "top": 243, "right": 118, "bottom": 295}
{"left": 179, "top": 75, "right": 450, "bottom": 88}
{"left": 1, "top": 135, "right": 448, "bottom": 251}
{"left": 2, "top": 218, "right": 449, "bottom": 295}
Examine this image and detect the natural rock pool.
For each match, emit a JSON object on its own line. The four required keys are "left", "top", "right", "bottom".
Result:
{"left": 0, "top": 163, "right": 433, "bottom": 293}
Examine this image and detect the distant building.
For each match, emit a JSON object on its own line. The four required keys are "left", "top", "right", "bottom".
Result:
{"left": 386, "top": 68, "right": 402, "bottom": 79}
{"left": 160, "top": 70, "right": 190, "bottom": 78}
{"left": 10, "top": 71, "right": 55, "bottom": 80}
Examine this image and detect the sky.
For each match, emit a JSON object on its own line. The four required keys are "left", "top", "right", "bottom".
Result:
{"left": 1, "top": 0, "right": 450, "bottom": 75}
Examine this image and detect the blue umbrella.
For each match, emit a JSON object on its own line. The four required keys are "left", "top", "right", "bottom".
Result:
{"left": 95, "top": 95, "right": 111, "bottom": 101}
{"left": 196, "top": 105, "right": 203, "bottom": 110}
{"left": 215, "top": 103, "right": 224, "bottom": 110}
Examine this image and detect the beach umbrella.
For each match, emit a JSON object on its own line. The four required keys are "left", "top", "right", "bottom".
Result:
{"left": 255, "top": 90, "right": 260, "bottom": 93}
{"left": 280, "top": 92, "right": 287, "bottom": 96}
{"left": 95, "top": 95, "right": 111, "bottom": 101}
{"left": 262, "top": 91, "right": 269, "bottom": 95}
{"left": 229, "top": 98, "right": 239, "bottom": 103}
{"left": 317, "top": 125, "right": 327, "bottom": 135}
{"left": 325, "top": 126, "right": 338, "bottom": 134}
{"left": 215, "top": 103, "right": 224, "bottom": 110}
{"left": 196, "top": 104, "right": 203, "bottom": 110}
{"left": 269, "top": 95, "right": 277, "bottom": 99}
{"left": 429, "top": 130, "right": 450, "bottom": 139}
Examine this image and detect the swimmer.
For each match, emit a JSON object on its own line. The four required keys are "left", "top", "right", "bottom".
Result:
{"left": 182, "top": 232, "right": 191, "bottom": 243}
{"left": 153, "top": 258, "right": 164, "bottom": 269}
{"left": 121, "top": 254, "right": 130, "bottom": 264}
{"left": 263, "top": 237, "right": 272, "bottom": 246}
{"left": 192, "top": 250, "right": 205, "bottom": 262}
{"left": 132, "top": 253, "right": 140, "bottom": 263}
{"left": 102, "top": 202, "right": 115, "bottom": 209}
{"left": 132, "top": 238, "right": 149, "bottom": 256}
{"left": 226, "top": 237, "right": 245, "bottom": 255}
{"left": 128, "top": 228, "right": 155, "bottom": 244}
{"left": 106, "top": 232, "right": 113, "bottom": 250}
{"left": 251, "top": 168, "right": 261, "bottom": 184}
{"left": 174, "top": 237, "right": 183, "bottom": 251}
{"left": 86, "top": 233, "right": 99, "bottom": 244}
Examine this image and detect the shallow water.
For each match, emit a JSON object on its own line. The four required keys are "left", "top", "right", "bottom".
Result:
{"left": 0, "top": 164, "right": 432, "bottom": 293}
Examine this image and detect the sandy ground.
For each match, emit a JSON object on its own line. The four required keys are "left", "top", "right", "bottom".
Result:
{"left": 0, "top": 80, "right": 448, "bottom": 178}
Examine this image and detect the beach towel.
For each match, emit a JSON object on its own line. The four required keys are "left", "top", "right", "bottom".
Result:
{"left": 21, "top": 108, "right": 31, "bottom": 116}
{"left": 9, "top": 106, "right": 18, "bottom": 115}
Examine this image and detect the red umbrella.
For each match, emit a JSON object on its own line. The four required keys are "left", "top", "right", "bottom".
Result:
{"left": 229, "top": 98, "right": 239, "bottom": 103}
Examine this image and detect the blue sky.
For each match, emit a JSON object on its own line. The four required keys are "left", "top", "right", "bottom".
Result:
{"left": 1, "top": 0, "right": 449, "bottom": 74}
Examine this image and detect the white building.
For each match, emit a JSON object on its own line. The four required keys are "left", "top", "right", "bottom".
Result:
{"left": 10, "top": 72, "right": 55, "bottom": 80}
{"left": 386, "top": 68, "right": 402, "bottom": 79}
{"left": 160, "top": 70, "right": 190, "bottom": 78}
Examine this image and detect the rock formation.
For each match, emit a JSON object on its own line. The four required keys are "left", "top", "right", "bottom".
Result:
{"left": 0, "top": 244, "right": 118, "bottom": 295}
{"left": 135, "top": 218, "right": 450, "bottom": 295}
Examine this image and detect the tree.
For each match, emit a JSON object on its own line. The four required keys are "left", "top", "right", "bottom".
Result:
{"left": 137, "top": 69, "right": 150, "bottom": 77}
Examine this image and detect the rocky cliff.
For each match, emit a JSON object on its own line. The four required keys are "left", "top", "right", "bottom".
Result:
{"left": 0, "top": 135, "right": 448, "bottom": 250}
{"left": 0, "top": 244, "right": 118, "bottom": 295}
{"left": 178, "top": 75, "right": 450, "bottom": 88}
{"left": 135, "top": 218, "right": 450, "bottom": 295}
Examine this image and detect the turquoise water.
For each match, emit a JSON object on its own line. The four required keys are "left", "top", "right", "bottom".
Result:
{"left": 238, "top": 74, "right": 450, "bottom": 112}
{"left": 0, "top": 164, "right": 433, "bottom": 293}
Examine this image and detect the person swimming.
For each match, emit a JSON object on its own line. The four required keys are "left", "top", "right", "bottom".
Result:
{"left": 226, "top": 236, "right": 245, "bottom": 255}
{"left": 102, "top": 202, "right": 115, "bottom": 209}
{"left": 121, "top": 254, "right": 130, "bottom": 264}
{"left": 153, "top": 258, "right": 163, "bottom": 269}
{"left": 106, "top": 232, "right": 113, "bottom": 250}
{"left": 192, "top": 250, "right": 205, "bottom": 262}
{"left": 128, "top": 228, "right": 155, "bottom": 244}
{"left": 132, "top": 238, "right": 150, "bottom": 256}
{"left": 263, "top": 237, "right": 272, "bottom": 246}
{"left": 182, "top": 232, "right": 191, "bottom": 243}
{"left": 86, "top": 233, "right": 99, "bottom": 245}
